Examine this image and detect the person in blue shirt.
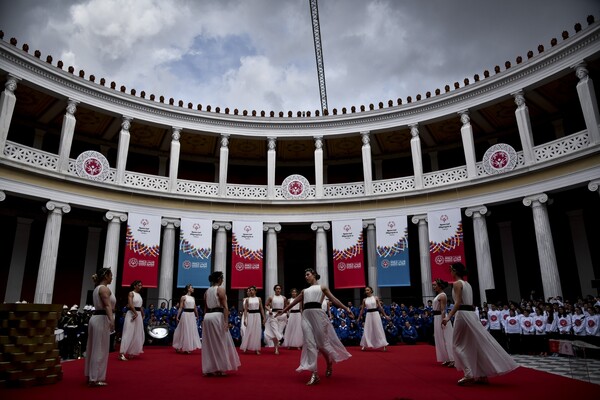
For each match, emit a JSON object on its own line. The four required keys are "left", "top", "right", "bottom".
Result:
{"left": 385, "top": 320, "right": 399, "bottom": 345}
{"left": 229, "top": 322, "right": 241, "bottom": 347}
{"left": 401, "top": 321, "right": 418, "bottom": 344}
{"left": 336, "top": 319, "right": 350, "bottom": 343}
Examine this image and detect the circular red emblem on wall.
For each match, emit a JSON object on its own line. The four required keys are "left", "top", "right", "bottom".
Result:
{"left": 281, "top": 174, "right": 310, "bottom": 200}
{"left": 75, "top": 150, "right": 110, "bottom": 181}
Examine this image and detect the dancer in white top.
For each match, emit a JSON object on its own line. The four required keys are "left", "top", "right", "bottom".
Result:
{"left": 432, "top": 278, "right": 454, "bottom": 367}
{"left": 283, "top": 288, "right": 303, "bottom": 349}
{"left": 264, "top": 284, "right": 288, "bottom": 354}
{"left": 240, "top": 286, "right": 265, "bottom": 354}
{"left": 277, "top": 268, "right": 354, "bottom": 386}
{"left": 442, "top": 263, "right": 517, "bottom": 386}
{"left": 172, "top": 284, "right": 202, "bottom": 353}
{"left": 85, "top": 268, "right": 116, "bottom": 387}
{"left": 201, "top": 271, "right": 241, "bottom": 376}
{"left": 356, "top": 286, "right": 390, "bottom": 351}
{"left": 119, "top": 280, "right": 145, "bottom": 361}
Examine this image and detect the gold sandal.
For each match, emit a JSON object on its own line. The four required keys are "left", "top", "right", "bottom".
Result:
{"left": 306, "top": 372, "right": 320, "bottom": 386}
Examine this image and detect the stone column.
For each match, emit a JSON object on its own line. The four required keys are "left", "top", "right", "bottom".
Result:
{"left": 159, "top": 218, "right": 180, "bottom": 306}
{"left": 311, "top": 222, "right": 331, "bottom": 288}
{"left": 361, "top": 131, "right": 373, "bottom": 195}
{"left": 168, "top": 127, "right": 181, "bottom": 192}
{"left": 218, "top": 134, "right": 230, "bottom": 196}
{"left": 263, "top": 223, "right": 282, "bottom": 298}
{"left": 589, "top": 179, "right": 600, "bottom": 196}
{"left": 363, "top": 219, "right": 378, "bottom": 296}
{"left": 412, "top": 214, "right": 434, "bottom": 303}
{"left": 80, "top": 227, "right": 102, "bottom": 307}
{"left": 497, "top": 221, "right": 521, "bottom": 302}
{"left": 57, "top": 99, "right": 78, "bottom": 173}
{"left": 103, "top": 211, "right": 128, "bottom": 294}
{"left": 4, "top": 217, "right": 33, "bottom": 303}
{"left": 34, "top": 201, "right": 71, "bottom": 304}
{"left": 115, "top": 116, "right": 133, "bottom": 185}
{"left": 523, "top": 193, "right": 562, "bottom": 299}
{"left": 267, "top": 137, "right": 276, "bottom": 199}
{"left": 0, "top": 75, "right": 19, "bottom": 153}
{"left": 459, "top": 110, "right": 477, "bottom": 179}
{"left": 512, "top": 90, "right": 536, "bottom": 165}
{"left": 409, "top": 124, "right": 424, "bottom": 189}
{"left": 465, "top": 206, "right": 495, "bottom": 304}
{"left": 213, "top": 221, "right": 232, "bottom": 284}
{"left": 574, "top": 63, "right": 600, "bottom": 145}
{"left": 566, "top": 210, "right": 595, "bottom": 297}
{"left": 314, "top": 136, "right": 324, "bottom": 198}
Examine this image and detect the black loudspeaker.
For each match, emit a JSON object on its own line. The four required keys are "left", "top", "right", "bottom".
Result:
{"left": 485, "top": 289, "right": 498, "bottom": 304}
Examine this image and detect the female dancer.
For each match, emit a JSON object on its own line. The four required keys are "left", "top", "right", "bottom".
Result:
{"left": 356, "top": 286, "right": 390, "bottom": 351}
{"left": 172, "top": 284, "right": 202, "bottom": 353}
{"left": 201, "top": 271, "right": 241, "bottom": 376}
{"left": 85, "top": 268, "right": 115, "bottom": 386}
{"left": 240, "top": 286, "right": 265, "bottom": 354}
{"left": 264, "top": 284, "right": 288, "bottom": 354}
{"left": 442, "top": 263, "right": 517, "bottom": 385}
{"left": 283, "top": 288, "right": 303, "bottom": 349}
{"left": 119, "top": 280, "right": 145, "bottom": 361}
{"left": 432, "top": 278, "right": 454, "bottom": 367}
{"left": 277, "top": 268, "right": 354, "bottom": 385}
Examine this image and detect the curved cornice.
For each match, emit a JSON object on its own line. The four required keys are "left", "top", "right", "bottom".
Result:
{"left": 1, "top": 23, "right": 599, "bottom": 138}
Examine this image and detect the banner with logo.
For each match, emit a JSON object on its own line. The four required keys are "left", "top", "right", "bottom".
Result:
{"left": 427, "top": 208, "right": 465, "bottom": 283}
{"left": 177, "top": 218, "right": 212, "bottom": 289}
{"left": 376, "top": 216, "right": 410, "bottom": 287}
{"left": 332, "top": 220, "right": 366, "bottom": 289}
{"left": 122, "top": 213, "right": 161, "bottom": 287}
{"left": 230, "top": 221, "right": 263, "bottom": 289}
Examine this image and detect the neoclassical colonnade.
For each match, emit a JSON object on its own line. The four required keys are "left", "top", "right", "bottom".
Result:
{"left": 1, "top": 63, "right": 599, "bottom": 199}
{"left": 1, "top": 22, "right": 600, "bottom": 308}
{"left": 2, "top": 184, "right": 599, "bottom": 307}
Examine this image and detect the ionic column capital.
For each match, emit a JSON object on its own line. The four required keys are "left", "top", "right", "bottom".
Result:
{"left": 104, "top": 210, "right": 128, "bottom": 223}
{"left": 573, "top": 62, "right": 588, "bottom": 80}
{"left": 362, "top": 219, "right": 375, "bottom": 229}
{"left": 44, "top": 201, "right": 71, "bottom": 214}
{"left": 212, "top": 221, "right": 232, "bottom": 231}
{"left": 311, "top": 222, "right": 331, "bottom": 232}
{"left": 409, "top": 123, "right": 419, "bottom": 138}
{"left": 161, "top": 217, "right": 181, "bottom": 229}
{"left": 411, "top": 214, "right": 428, "bottom": 225}
{"left": 220, "top": 133, "right": 230, "bottom": 148}
{"left": 458, "top": 109, "right": 470, "bottom": 125}
{"left": 314, "top": 136, "right": 323, "bottom": 149}
{"left": 5, "top": 74, "right": 20, "bottom": 92}
{"left": 263, "top": 223, "right": 282, "bottom": 233}
{"left": 465, "top": 205, "right": 489, "bottom": 218}
{"left": 588, "top": 179, "right": 600, "bottom": 193}
{"left": 360, "top": 131, "right": 370, "bottom": 145}
{"left": 171, "top": 127, "right": 182, "bottom": 141}
{"left": 121, "top": 115, "right": 133, "bottom": 131}
{"left": 267, "top": 137, "right": 277, "bottom": 150}
{"left": 523, "top": 193, "right": 549, "bottom": 207}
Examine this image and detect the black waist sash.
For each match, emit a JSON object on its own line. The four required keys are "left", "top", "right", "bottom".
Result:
{"left": 206, "top": 307, "right": 224, "bottom": 313}
{"left": 458, "top": 305, "right": 475, "bottom": 311}
{"left": 248, "top": 309, "right": 260, "bottom": 314}
{"left": 94, "top": 310, "right": 107, "bottom": 315}
{"left": 304, "top": 302, "right": 322, "bottom": 310}
{"left": 183, "top": 308, "right": 195, "bottom": 312}
{"left": 134, "top": 307, "right": 142, "bottom": 311}
{"left": 432, "top": 311, "right": 442, "bottom": 315}
{"left": 290, "top": 310, "right": 301, "bottom": 313}
{"left": 367, "top": 308, "right": 379, "bottom": 313}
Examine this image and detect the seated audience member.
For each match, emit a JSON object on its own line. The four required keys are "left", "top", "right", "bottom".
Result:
{"left": 385, "top": 320, "right": 399, "bottom": 345}
{"left": 401, "top": 321, "right": 418, "bottom": 345}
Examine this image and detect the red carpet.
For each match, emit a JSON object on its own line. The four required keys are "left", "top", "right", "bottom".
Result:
{"left": 1, "top": 344, "right": 598, "bottom": 400}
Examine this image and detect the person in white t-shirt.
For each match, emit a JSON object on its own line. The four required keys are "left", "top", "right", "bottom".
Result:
{"left": 504, "top": 309, "right": 521, "bottom": 354}
{"left": 519, "top": 309, "right": 535, "bottom": 354}
{"left": 572, "top": 307, "right": 587, "bottom": 337}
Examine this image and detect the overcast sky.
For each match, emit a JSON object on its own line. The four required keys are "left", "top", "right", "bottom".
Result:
{"left": 1, "top": 0, "right": 598, "bottom": 113}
